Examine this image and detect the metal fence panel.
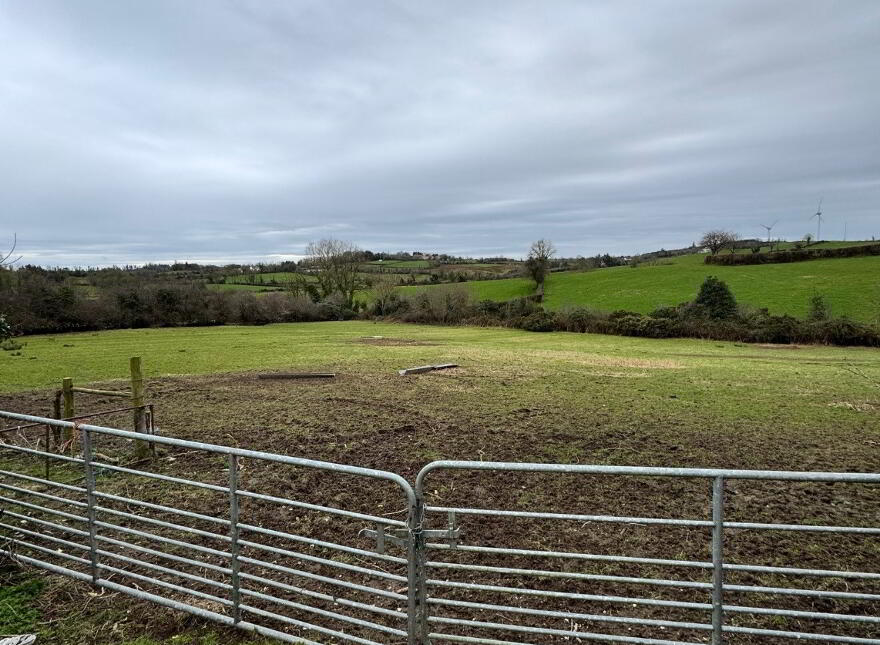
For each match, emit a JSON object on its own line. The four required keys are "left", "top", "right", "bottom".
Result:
{"left": 2, "top": 411, "right": 879, "bottom": 644}
{"left": 414, "top": 461, "right": 880, "bottom": 645}
{"left": 0, "top": 410, "right": 420, "bottom": 645}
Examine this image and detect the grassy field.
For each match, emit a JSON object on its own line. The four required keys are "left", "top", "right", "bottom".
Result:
{"left": 206, "top": 282, "right": 283, "bottom": 293}
{"left": 1, "top": 321, "right": 878, "bottom": 643}
{"left": 365, "top": 259, "right": 432, "bottom": 268}
{"left": 403, "top": 251, "right": 880, "bottom": 322}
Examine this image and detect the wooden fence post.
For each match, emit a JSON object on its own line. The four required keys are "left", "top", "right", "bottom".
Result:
{"left": 130, "top": 356, "right": 150, "bottom": 460}
{"left": 62, "top": 377, "right": 74, "bottom": 444}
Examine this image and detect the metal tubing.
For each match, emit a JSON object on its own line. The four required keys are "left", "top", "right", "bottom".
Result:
{"left": 425, "top": 504, "right": 711, "bottom": 527}
{"left": 0, "top": 481, "right": 87, "bottom": 507}
{"left": 722, "top": 583, "right": 880, "bottom": 601}
{"left": 238, "top": 570, "right": 406, "bottom": 620}
{"left": 414, "top": 460, "right": 880, "bottom": 487}
{"left": 426, "top": 542, "right": 880, "bottom": 580}
{"left": 93, "top": 490, "right": 229, "bottom": 525}
{"left": 1, "top": 553, "right": 323, "bottom": 645}
{"left": 723, "top": 603, "right": 880, "bottom": 624}
{"left": 237, "top": 488, "right": 408, "bottom": 527}
{"left": 426, "top": 578, "right": 711, "bottom": 611}
{"left": 92, "top": 520, "right": 231, "bottom": 558}
{"left": 427, "top": 597, "right": 712, "bottom": 631}
{"left": 0, "top": 509, "right": 89, "bottom": 537}
{"left": 228, "top": 454, "right": 241, "bottom": 623}
{"left": 723, "top": 520, "right": 880, "bottom": 534}
{"left": 0, "top": 468, "right": 86, "bottom": 493}
{"left": 240, "top": 521, "right": 407, "bottom": 564}
{"left": 3, "top": 538, "right": 91, "bottom": 566}
{"left": 0, "top": 494, "right": 87, "bottom": 522}
{"left": 427, "top": 616, "right": 696, "bottom": 645}
{"left": 0, "top": 442, "right": 84, "bottom": 464}
{"left": 237, "top": 554, "right": 407, "bottom": 601}
{"left": 427, "top": 635, "right": 533, "bottom": 645}
{"left": 426, "top": 561, "right": 710, "bottom": 589}
{"left": 426, "top": 542, "right": 710, "bottom": 568}
{"left": 99, "top": 562, "right": 233, "bottom": 607}
{"left": 0, "top": 521, "right": 87, "bottom": 551}
{"left": 0, "top": 411, "right": 417, "bottom": 509}
{"left": 94, "top": 532, "right": 232, "bottom": 574}
{"left": 237, "top": 537, "right": 408, "bottom": 581}
{"left": 81, "top": 427, "right": 101, "bottom": 584}
{"left": 89, "top": 462, "right": 228, "bottom": 492}
{"left": 93, "top": 505, "right": 230, "bottom": 542}
{"left": 238, "top": 603, "right": 386, "bottom": 645}
{"left": 239, "top": 587, "right": 407, "bottom": 637}
{"left": 96, "top": 548, "right": 232, "bottom": 591}
{"left": 722, "top": 624, "right": 880, "bottom": 644}
{"left": 710, "top": 476, "right": 724, "bottom": 645}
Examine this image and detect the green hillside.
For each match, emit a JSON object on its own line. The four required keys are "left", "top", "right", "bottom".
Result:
{"left": 402, "top": 251, "right": 880, "bottom": 323}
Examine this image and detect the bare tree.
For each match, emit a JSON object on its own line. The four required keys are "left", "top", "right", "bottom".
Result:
{"left": 725, "top": 232, "right": 740, "bottom": 254}
{"left": 304, "top": 238, "right": 365, "bottom": 307}
{"left": 524, "top": 239, "right": 556, "bottom": 287}
{"left": 0, "top": 235, "right": 20, "bottom": 341}
{"left": 371, "top": 277, "right": 400, "bottom": 315}
{"left": 699, "top": 230, "right": 736, "bottom": 256}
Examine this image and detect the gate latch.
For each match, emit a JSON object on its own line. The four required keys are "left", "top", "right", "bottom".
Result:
{"left": 362, "top": 511, "right": 461, "bottom": 554}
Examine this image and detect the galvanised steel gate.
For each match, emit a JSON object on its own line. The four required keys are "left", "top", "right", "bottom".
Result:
{"left": 1, "top": 410, "right": 878, "bottom": 644}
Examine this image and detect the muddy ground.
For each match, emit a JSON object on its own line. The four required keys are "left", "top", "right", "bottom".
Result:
{"left": 0, "top": 366, "right": 878, "bottom": 644}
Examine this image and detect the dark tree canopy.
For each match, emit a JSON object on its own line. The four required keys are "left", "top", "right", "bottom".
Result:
{"left": 694, "top": 275, "right": 737, "bottom": 319}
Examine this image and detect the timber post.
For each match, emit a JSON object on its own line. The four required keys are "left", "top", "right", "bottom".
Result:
{"left": 130, "top": 356, "right": 150, "bottom": 460}
{"left": 61, "top": 377, "right": 74, "bottom": 444}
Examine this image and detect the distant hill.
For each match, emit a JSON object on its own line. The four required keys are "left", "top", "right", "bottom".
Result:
{"left": 401, "top": 242, "right": 880, "bottom": 323}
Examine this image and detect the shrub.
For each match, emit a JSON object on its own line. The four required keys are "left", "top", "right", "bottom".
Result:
{"left": 807, "top": 318, "right": 880, "bottom": 347}
{"left": 0, "top": 314, "right": 10, "bottom": 342}
{"left": 694, "top": 276, "right": 737, "bottom": 319}
{"left": 807, "top": 294, "right": 831, "bottom": 322}
{"left": 1, "top": 338, "right": 24, "bottom": 351}
{"left": 705, "top": 242, "right": 880, "bottom": 265}
{"left": 611, "top": 314, "right": 677, "bottom": 338}
{"left": 517, "top": 311, "right": 557, "bottom": 332}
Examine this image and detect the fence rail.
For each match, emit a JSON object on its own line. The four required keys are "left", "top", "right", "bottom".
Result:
{"left": 1, "top": 410, "right": 878, "bottom": 644}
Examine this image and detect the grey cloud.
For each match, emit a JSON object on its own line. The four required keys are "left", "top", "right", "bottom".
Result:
{"left": 0, "top": 0, "right": 878, "bottom": 266}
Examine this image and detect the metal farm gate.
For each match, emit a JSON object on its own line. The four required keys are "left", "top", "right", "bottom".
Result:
{"left": 1, "top": 410, "right": 878, "bottom": 645}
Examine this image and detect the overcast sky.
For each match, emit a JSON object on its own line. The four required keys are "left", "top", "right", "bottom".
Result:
{"left": 1, "top": 1, "right": 878, "bottom": 266}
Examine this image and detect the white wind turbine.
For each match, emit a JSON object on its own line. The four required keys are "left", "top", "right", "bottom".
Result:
{"left": 760, "top": 220, "right": 778, "bottom": 243}
{"left": 810, "top": 198, "right": 824, "bottom": 241}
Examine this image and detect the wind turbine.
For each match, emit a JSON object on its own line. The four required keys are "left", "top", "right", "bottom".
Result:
{"left": 760, "top": 220, "right": 778, "bottom": 243}
{"left": 811, "top": 198, "right": 823, "bottom": 241}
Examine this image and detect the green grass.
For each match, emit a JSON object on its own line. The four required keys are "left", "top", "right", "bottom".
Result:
{"left": 205, "top": 283, "right": 283, "bottom": 293}
{"left": 222, "top": 272, "right": 313, "bottom": 284}
{"left": 365, "top": 259, "right": 432, "bottom": 268}
{"left": 2, "top": 321, "right": 879, "bottom": 643}
{"left": 0, "top": 571, "right": 42, "bottom": 634}
{"left": 404, "top": 251, "right": 880, "bottom": 323}
{"left": 2, "top": 320, "right": 879, "bottom": 397}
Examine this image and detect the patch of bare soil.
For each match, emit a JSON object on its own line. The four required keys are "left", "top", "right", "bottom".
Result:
{"left": 0, "top": 373, "right": 877, "bottom": 644}
{"left": 356, "top": 336, "right": 438, "bottom": 346}
{"left": 756, "top": 343, "right": 805, "bottom": 350}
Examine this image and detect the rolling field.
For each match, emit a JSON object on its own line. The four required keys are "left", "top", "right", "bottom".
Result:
{"left": 403, "top": 251, "right": 880, "bottom": 322}
{"left": 1, "top": 321, "right": 878, "bottom": 644}
{"left": 365, "top": 259, "right": 432, "bottom": 268}
{"left": 0, "top": 322, "right": 880, "bottom": 645}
